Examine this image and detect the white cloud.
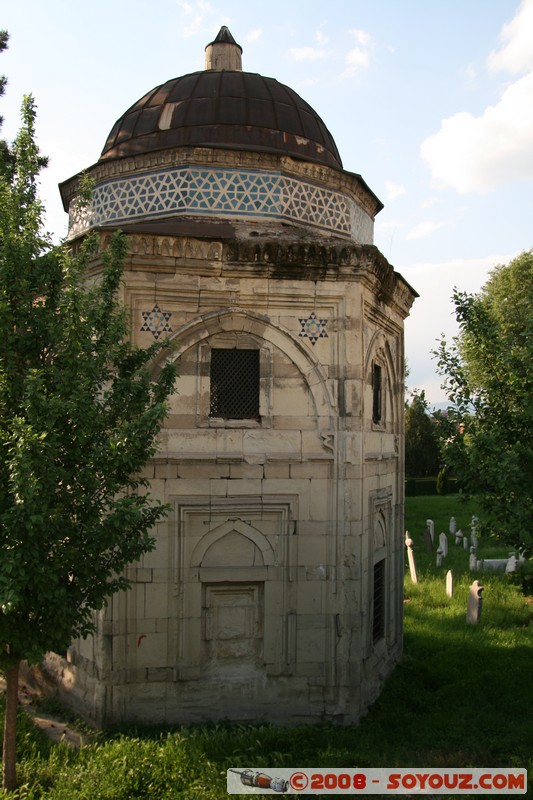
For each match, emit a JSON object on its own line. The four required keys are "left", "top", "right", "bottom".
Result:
{"left": 339, "top": 28, "right": 373, "bottom": 79}
{"left": 487, "top": 0, "right": 533, "bottom": 74}
{"left": 315, "top": 30, "right": 329, "bottom": 46}
{"left": 176, "top": 0, "right": 220, "bottom": 38}
{"left": 421, "top": 197, "right": 440, "bottom": 209}
{"left": 400, "top": 253, "right": 515, "bottom": 401}
{"left": 385, "top": 181, "right": 406, "bottom": 202}
{"left": 421, "top": 2, "right": 533, "bottom": 194}
{"left": 406, "top": 220, "right": 448, "bottom": 240}
{"left": 462, "top": 63, "right": 478, "bottom": 89}
{"left": 349, "top": 28, "right": 372, "bottom": 47}
{"left": 420, "top": 71, "right": 533, "bottom": 193}
{"left": 288, "top": 46, "right": 327, "bottom": 62}
{"left": 246, "top": 29, "right": 263, "bottom": 44}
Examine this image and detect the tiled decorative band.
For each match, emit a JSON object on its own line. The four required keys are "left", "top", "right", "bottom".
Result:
{"left": 68, "top": 166, "right": 374, "bottom": 243}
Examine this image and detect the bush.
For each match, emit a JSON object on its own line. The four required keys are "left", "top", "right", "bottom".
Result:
{"left": 405, "top": 476, "right": 459, "bottom": 496}
{"left": 436, "top": 468, "right": 449, "bottom": 495}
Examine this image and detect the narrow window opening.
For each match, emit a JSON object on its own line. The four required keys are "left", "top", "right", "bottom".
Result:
{"left": 372, "top": 559, "right": 386, "bottom": 643}
{"left": 210, "top": 349, "right": 260, "bottom": 420}
{"left": 372, "top": 363, "right": 382, "bottom": 424}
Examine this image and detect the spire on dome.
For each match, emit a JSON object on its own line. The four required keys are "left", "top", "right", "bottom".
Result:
{"left": 205, "top": 26, "right": 243, "bottom": 71}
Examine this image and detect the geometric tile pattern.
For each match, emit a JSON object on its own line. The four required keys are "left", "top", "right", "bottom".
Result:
{"left": 68, "top": 166, "right": 374, "bottom": 244}
{"left": 298, "top": 312, "right": 328, "bottom": 345}
{"left": 140, "top": 304, "right": 173, "bottom": 339}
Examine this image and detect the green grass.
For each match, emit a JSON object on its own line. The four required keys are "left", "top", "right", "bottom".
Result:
{"left": 1, "top": 495, "right": 531, "bottom": 799}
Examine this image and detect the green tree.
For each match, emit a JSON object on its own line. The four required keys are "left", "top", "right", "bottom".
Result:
{"left": 434, "top": 250, "right": 533, "bottom": 553}
{"left": 0, "top": 30, "right": 15, "bottom": 181}
{"left": 0, "top": 97, "right": 176, "bottom": 791}
{"left": 405, "top": 391, "right": 440, "bottom": 478}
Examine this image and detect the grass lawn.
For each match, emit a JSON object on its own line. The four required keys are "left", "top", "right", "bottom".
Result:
{"left": 1, "top": 495, "right": 531, "bottom": 798}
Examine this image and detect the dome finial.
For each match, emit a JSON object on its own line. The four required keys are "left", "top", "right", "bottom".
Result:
{"left": 205, "top": 26, "right": 243, "bottom": 71}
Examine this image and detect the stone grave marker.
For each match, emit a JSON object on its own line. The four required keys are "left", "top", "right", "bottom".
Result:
{"left": 439, "top": 531, "right": 448, "bottom": 558}
{"left": 469, "top": 546, "right": 478, "bottom": 571}
{"left": 426, "top": 519, "right": 435, "bottom": 545}
{"left": 455, "top": 528, "right": 464, "bottom": 545}
{"left": 471, "top": 516, "right": 478, "bottom": 548}
{"left": 463, "top": 536, "right": 469, "bottom": 551}
{"left": 466, "top": 580, "right": 484, "bottom": 624}
{"left": 423, "top": 528, "right": 433, "bottom": 553}
{"left": 446, "top": 569, "right": 454, "bottom": 598}
{"left": 506, "top": 555, "right": 517, "bottom": 573}
{"left": 436, "top": 546, "right": 444, "bottom": 568}
{"left": 405, "top": 531, "right": 418, "bottom": 583}
{"left": 449, "top": 516, "right": 457, "bottom": 536}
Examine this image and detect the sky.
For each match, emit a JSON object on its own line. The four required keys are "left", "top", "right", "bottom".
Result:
{"left": 2, "top": 0, "right": 532, "bottom": 404}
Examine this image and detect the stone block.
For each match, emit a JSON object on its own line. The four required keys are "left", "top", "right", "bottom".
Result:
{"left": 263, "top": 462, "right": 290, "bottom": 478}
{"left": 296, "top": 628, "right": 325, "bottom": 663}
{"left": 309, "top": 480, "right": 330, "bottom": 520}
{"left": 178, "top": 462, "right": 230, "bottom": 479}
{"left": 132, "top": 632, "right": 168, "bottom": 669}
{"left": 290, "top": 462, "right": 330, "bottom": 479}
{"left": 144, "top": 584, "right": 170, "bottom": 619}
{"left": 135, "top": 568, "right": 153, "bottom": 583}
{"left": 297, "top": 581, "right": 325, "bottom": 613}
{"left": 226, "top": 479, "right": 263, "bottom": 496}
{"left": 229, "top": 463, "right": 264, "bottom": 479}
{"left": 296, "top": 534, "right": 327, "bottom": 564}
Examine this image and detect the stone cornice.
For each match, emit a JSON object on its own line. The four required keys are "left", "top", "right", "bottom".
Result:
{"left": 90, "top": 230, "right": 417, "bottom": 318}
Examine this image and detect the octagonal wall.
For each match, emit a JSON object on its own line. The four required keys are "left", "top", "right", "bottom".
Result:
{"left": 49, "top": 228, "right": 416, "bottom": 728}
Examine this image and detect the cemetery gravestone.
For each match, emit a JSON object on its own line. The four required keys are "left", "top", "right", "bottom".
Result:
{"left": 446, "top": 570, "right": 454, "bottom": 598}
{"left": 405, "top": 531, "right": 418, "bottom": 584}
{"left": 439, "top": 531, "right": 448, "bottom": 558}
{"left": 466, "top": 580, "right": 484, "bottom": 624}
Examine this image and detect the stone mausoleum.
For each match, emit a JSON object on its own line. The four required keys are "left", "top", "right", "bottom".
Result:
{"left": 49, "top": 27, "right": 417, "bottom": 726}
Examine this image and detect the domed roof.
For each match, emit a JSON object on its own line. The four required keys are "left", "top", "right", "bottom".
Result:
{"left": 100, "top": 36, "right": 342, "bottom": 169}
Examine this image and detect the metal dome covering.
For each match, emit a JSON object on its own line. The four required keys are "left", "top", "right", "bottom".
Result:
{"left": 100, "top": 69, "right": 343, "bottom": 169}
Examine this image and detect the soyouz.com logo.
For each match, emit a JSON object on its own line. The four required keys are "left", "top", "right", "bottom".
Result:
{"left": 227, "top": 767, "right": 527, "bottom": 794}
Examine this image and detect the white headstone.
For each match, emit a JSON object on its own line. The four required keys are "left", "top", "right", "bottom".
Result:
{"left": 449, "top": 516, "right": 457, "bottom": 535}
{"left": 471, "top": 516, "right": 478, "bottom": 548}
{"left": 446, "top": 569, "right": 454, "bottom": 598}
{"left": 455, "top": 528, "right": 463, "bottom": 545}
{"left": 463, "top": 536, "right": 469, "bottom": 551}
{"left": 466, "top": 580, "right": 484, "bottom": 624}
{"left": 469, "top": 546, "right": 478, "bottom": 571}
{"left": 439, "top": 531, "right": 448, "bottom": 558}
{"left": 426, "top": 519, "right": 435, "bottom": 544}
{"left": 506, "top": 555, "right": 517, "bottom": 573}
{"left": 405, "top": 531, "right": 418, "bottom": 583}
{"left": 436, "top": 546, "right": 443, "bottom": 568}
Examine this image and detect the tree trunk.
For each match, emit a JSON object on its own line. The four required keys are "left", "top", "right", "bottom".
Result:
{"left": 2, "top": 660, "right": 19, "bottom": 792}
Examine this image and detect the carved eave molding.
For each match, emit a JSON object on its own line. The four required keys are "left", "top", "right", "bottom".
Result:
{"left": 85, "top": 230, "right": 417, "bottom": 319}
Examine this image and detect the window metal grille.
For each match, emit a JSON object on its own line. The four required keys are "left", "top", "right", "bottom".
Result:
{"left": 372, "top": 363, "right": 382, "bottom": 424}
{"left": 372, "top": 559, "right": 386, "bottom": 643}
{"left": 210, "top": 349, "right": 260, "bottom": 419}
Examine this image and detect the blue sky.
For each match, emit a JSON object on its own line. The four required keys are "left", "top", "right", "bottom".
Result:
{"left": 2, "top": 0, "right": 532, "bottom": 403}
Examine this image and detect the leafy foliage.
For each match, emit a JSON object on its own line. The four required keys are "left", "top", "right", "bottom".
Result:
{"left": 0, "top": 32, "right": 15, "bottom": 181}
{"left": 0, "top": 96, "right": 177, "bottom": 670}
{"left": 434, "top": 251, "right": 533, "bottom": 553}
{"left": 404, "top": 391, "right": 440, "bottom": 478}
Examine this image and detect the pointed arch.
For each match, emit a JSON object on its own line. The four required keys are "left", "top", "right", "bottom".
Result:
{"left": 364, "top": 329, "right": 399, "bottom": 428}
{"left": 155, "top": 307, "right": 336, "bottom": 423}
{"left": 190, "top": 518, "right": 276, "bottom": 567}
